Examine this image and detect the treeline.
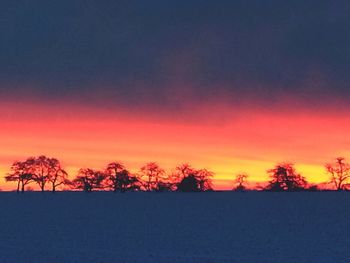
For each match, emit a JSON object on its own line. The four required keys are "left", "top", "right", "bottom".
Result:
{"left": 3, "top": 155, "right": 350, "bottom": 192}
{"left": 5, "top": 156, "right": 213, "bottom": 193}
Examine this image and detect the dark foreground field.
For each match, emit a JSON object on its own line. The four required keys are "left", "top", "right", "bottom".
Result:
{"left": 0, "top": 192, "right": 349, "bottom": 263}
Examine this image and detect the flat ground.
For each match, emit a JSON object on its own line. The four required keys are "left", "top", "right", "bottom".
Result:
{"left": 0, "top": 192, "right": 349, "bottom": 263}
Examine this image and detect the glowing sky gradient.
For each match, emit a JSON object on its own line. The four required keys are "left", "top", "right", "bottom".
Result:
{"left": 1, "top": 1, "right": 350, "bottom": 190}
{"left": 1, "top": 99, "right": 349, "bottom": 190}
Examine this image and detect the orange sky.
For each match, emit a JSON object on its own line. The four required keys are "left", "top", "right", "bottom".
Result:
{"left": 0, "top": 99, "right": 349, "bottom": 191}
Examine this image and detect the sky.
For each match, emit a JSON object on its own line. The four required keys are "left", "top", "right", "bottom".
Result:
{"left": 1, "top": 1, "right": 350, "bottom": 190}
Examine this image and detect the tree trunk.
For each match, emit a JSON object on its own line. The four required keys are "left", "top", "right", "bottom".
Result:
{"left": 21, "top": 183, "right": 25, "bottom": 193}
{"left": 40, "top": 180, "right": 45, "bottom": 192}
{"left": 114, "top": 181, "right": 117, "bottom": 192}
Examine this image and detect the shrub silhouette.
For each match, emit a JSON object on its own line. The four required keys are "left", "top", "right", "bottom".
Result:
{"left": 172, "top": 164, "right": 213, "bottom": 191}
{"left": 72, "top": 168, "right": 106, "bottom": 192}
{"left": 177, "top": 174, "right": 200, "bottom": 192}
{"left": 105, "top": 162, "right": 140, "bottom": 192}
{"left": 265, "top": 163, "right": 307, "bottom": 191}
{"left": 233, "top": 173, "right": 248, "bottom": 191}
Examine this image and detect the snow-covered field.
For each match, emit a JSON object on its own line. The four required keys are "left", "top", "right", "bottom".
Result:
{"left": 0, "top": 192, "right": 349, "bottom": 263}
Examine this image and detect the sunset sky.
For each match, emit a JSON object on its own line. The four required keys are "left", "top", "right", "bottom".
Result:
{"left": 1, "top": 1, "right": 350, "bottom": 190}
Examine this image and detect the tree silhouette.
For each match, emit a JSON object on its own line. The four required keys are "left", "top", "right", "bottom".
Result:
{"left": 72, "top": 168, "right": 106, "bottom": 192}
{"left": 118, "top": 169, "right": 140, "bottom": 192}
{"left": 46, "top": 158, "right": 68, "bottom": 192}
{"left": 265, "top": 163, "right": 307, "bottom": 191}
{"left": 195, "top": 169, "right": 213, "bottom": 191}
{"left": 105, "top": 162, "right": 140, "bottom": 192}
{"left": 31, "top": 156, "right": 51, "bottom": 192}
{"left": 28, "top": 155, "right": 68, "bottom": 192}
{"left": 233, "top": 173, "right": 248, "bottom": 191}
{"left": 166, "top": 164, "right": 192, "bottom": 190}
{"left": 5, "top": 156, "right": 68, "bottom": 192}
{"left": 172, "top": 164, "right": 195, "bottom": 182}
{"left": 325, "top": 157, "right": 350, "bottom": 190}
{"left": 7, "top": 156, "right": 348, "bottom": 192}
{"left": 172, "top": 164, "right": 213, "bottom": 191}
{"left": 139, "top": 162, "right": 166, "bottom": 191}
{"left": 105, "top": 162, "right": 125, "bottom": 191}
{"left": 177, "top": 174, "right": 200, "bottom": 192}
{"left": 5, "top": 159, "right": 34, "bottom": 193}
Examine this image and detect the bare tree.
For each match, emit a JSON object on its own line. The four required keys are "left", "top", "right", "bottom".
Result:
{"left": 72, "top": 168, "right": 106, "bottom": 192}
{"left": 47, "top": 158, "right": 68, "bottom": 192}
{"left": 195, "top": 169, "right": 214, "bottom": 191}
{"left": 31, "top": 155, "right": 51, "bottom": 192}
{"left": 266, "top": 163, "right": 307, "bottom": 191}
{"left": 325, "top": 157, "right": 350, "bottom": 190}
{"left": 26, "top": 156, "right": 68, "bottom": 192}
{"left": 5, "top": 159, "right": 35, "bottom": 193}
{"left": 6, "top": 156, "right": 68, "bottom": 192}
{"left": 233, "top": 173, "right": 248, "bottom": 191}
{"left": 139, "top": 162, "right": 166, "bottom": 191}
{"left": 105, "top": 162, "right": 140, "bottom": 192}
{"left": 174, "top": 164, "right": 195, "bottom": 180}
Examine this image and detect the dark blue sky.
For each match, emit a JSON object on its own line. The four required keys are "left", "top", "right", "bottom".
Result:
{"left": 1, "top": 0, "right": 349, "bottom": 109}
